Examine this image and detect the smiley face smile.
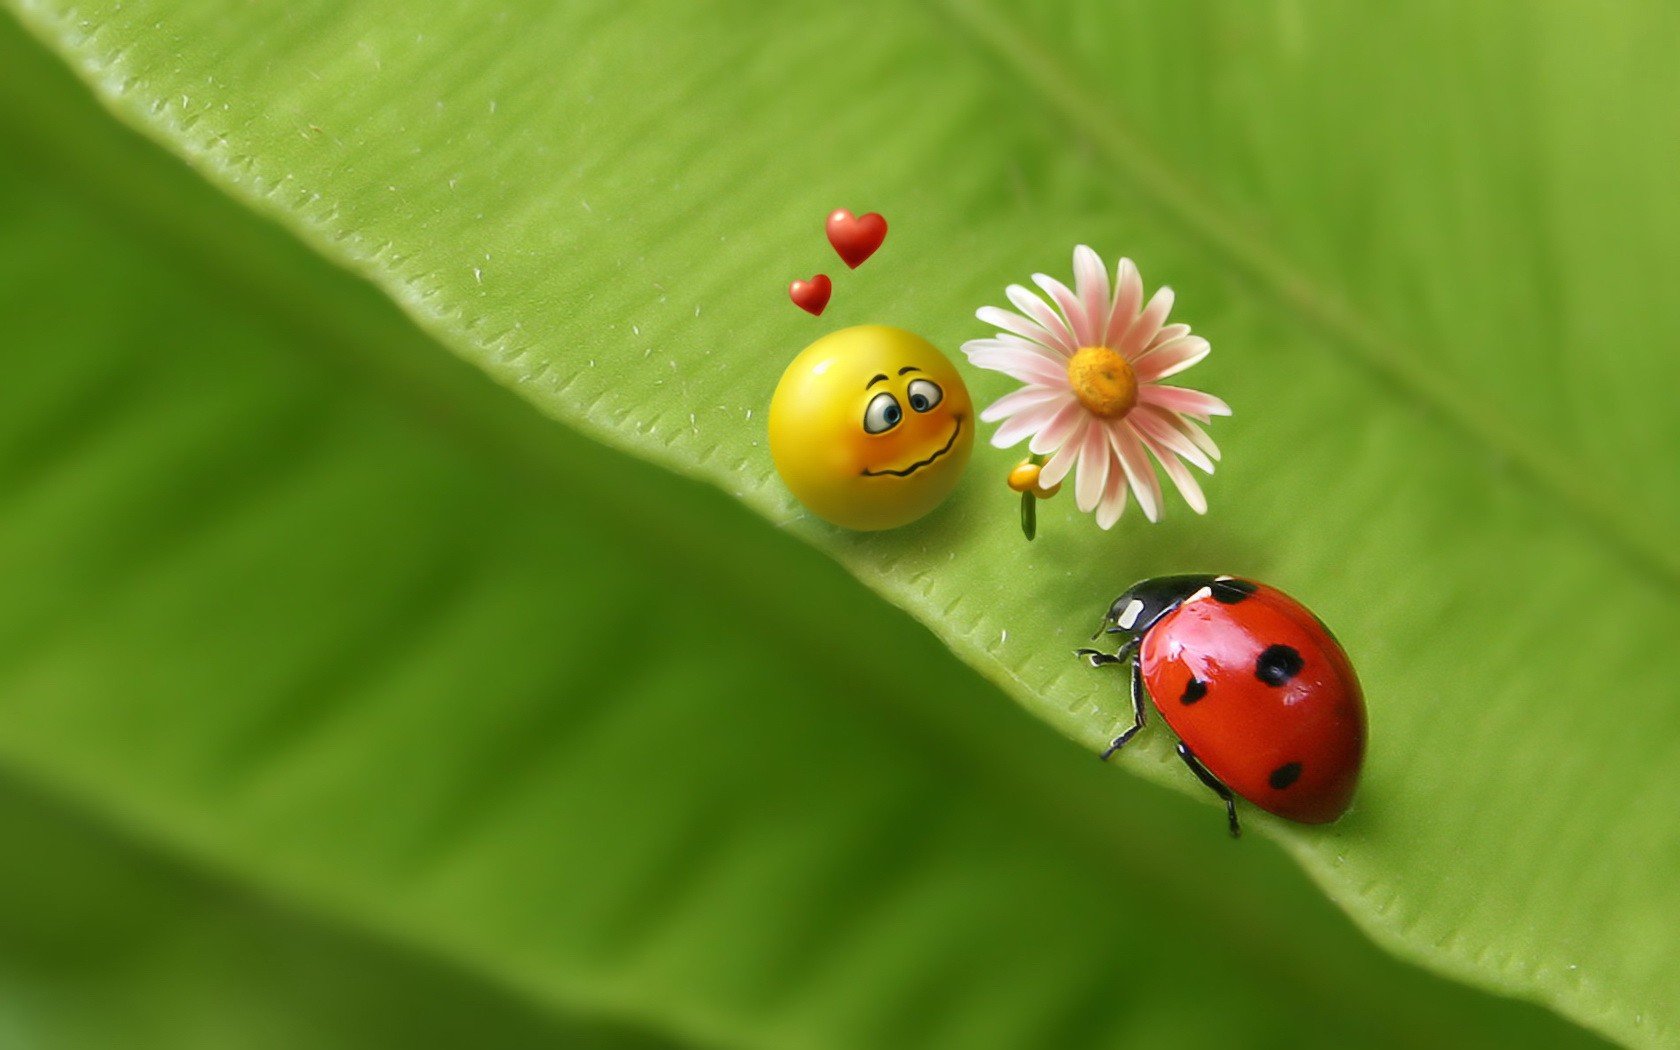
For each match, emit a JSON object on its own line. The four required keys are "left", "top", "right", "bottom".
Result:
{"left": 860, "top": 417, "right": 963, "bottom": 478}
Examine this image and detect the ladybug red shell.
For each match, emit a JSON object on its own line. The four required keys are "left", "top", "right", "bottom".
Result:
{"left": 1077, "top": 575, "right": 1366, "bottom": 836}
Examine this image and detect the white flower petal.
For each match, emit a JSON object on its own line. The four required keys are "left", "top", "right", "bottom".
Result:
{"left": 1119, "top": 286, "right": 1175, "bottom": 359}
{"left": 1029, "top": 399, "right": 1089, "bottom": 456}
{"left": 990, "top": 396, "right": 1069, "bottom": 448}
{"left": 976, "top": 305, "right": 1061, "bottom": 351}
{"left": 1096, "top": 458, "right": 1129, "bottom": 529}
{"left": 1103, "top": 258, "right": 1144, "bottom": 348}
{"left": 967, "top": 346, "right": 1069, "bottom": 387}
{"left": 1030, "top": 272, "right": 1089, "bottom": 348}
{"left": 1130, "top": 406, "right": 1215, "bottom": 473}
{"left": 1141, "top": 432, "right": 1208, "bottom": 515}
{"left": 1109, "top": 422, "right": 1163, "bottom": 523}
{"left": 1005, "top": 285, "right": 1078, "bottom": 355}
{"left": 1139, "top": 384, "right": 1231, "bottom": 420}
{"left": 1178, "top": 416, "right": 1223, "bottom": 462}
{"left": 1133, "top": 336, "right": 1210, "bottom": 383}
{"left": 963, "top": 334, "right": 1068, "bottom": 366}
{"left": 980, "top": 384, "right": 1070, "bottom": 423}
{"left": 1074, "top": 421, "right": 1110, "bottom": 512}
{"left": 1072, "top": 245, "right": 1110, "bottom": 348}
{"left": 1146, "top": 323, "right": 1191, "bottom": 351}
{"left": 1037, "top": 421, "right": 1085, "bottom": 486}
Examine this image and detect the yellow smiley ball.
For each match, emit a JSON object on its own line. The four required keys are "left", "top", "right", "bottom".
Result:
{"left": 769, "top": 325, "right": 974, "bottom": 531}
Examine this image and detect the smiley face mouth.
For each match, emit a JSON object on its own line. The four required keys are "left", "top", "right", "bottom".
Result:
{"left": 860, "top": 417, "right": 963, "bottom": 478}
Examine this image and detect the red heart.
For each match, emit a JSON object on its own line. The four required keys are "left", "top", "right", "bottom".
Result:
{"left": 789, "top": 274, "right": 832, "bottom": 316}
{"left": 826, "top": 209, "right": 888, "bottom": 269}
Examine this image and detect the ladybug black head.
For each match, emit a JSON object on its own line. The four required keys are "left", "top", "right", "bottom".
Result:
{"left": 1097, "top": 574, "right": 1228, "bottom": 639}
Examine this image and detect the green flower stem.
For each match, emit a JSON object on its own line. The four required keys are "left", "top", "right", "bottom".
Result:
{"left": 1019, "top": 453, "right": 1047, "bottom": 542}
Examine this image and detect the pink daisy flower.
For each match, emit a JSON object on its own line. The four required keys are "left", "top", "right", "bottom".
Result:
{"left": 962, "top": 246, "right": 1231, "bottom": 529}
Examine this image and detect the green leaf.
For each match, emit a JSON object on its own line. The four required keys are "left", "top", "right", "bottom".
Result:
{"left": 3, "top": 0, "right": 1674, "bottom": 1047}
{"left": 0, "top": 14, "right": 1603, "bottom": 1049}
{"left": 0, "top": 779, "right": 675, "bottom": 1050}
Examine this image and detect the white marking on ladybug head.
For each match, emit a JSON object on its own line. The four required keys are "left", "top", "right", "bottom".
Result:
{"left": 1117, "top": 598, "right": 1145, "bottom": 630}
{"left": 1215, "top": 575, "right": 1233, "bottom": 582}
{"left": 1188, "top": 586, "right": 1213, "bottom": 604}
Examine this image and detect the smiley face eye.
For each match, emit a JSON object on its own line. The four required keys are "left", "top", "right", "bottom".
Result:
{"left": 863, "top": 392, "right": 903, "bottom": 434}
{"left": 906, "top": 378, "right": 944, "bottom": 413}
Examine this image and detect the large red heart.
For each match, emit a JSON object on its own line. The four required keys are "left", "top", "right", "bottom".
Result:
{"left": 826, "top": 209, "right": 888, "bottom": 269}
{"left": 789, "top": 274, "right": 832, "bottom": 316}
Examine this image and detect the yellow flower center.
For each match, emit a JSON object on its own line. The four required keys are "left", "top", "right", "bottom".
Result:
{"left": 1066, "top": 346, "right": 1138, "bottom": 419}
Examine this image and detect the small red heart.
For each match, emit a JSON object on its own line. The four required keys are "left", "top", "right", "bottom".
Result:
{"left": 789, "top": 274, "right": 832, "bottom": 316}
{"left": 826, "top": 209, "right": 888, "bottom": 269}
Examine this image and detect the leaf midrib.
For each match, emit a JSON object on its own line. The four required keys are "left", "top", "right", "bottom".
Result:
{"left": 936, "top": 0, "right": 1680, "bottom": 591}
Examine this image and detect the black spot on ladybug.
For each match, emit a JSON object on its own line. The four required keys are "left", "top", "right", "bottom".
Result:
{"left": 1255, "top": 644, "right": 1304, "bottom": 686}
{"left": 1180, "top": 678, "right": 1208, "bottom": 705}
{"left": 1211, "top": 578, "right": 1257, "bottom": 604}
{"left": 1269, "top": 762, "right": 1303, "bottom": 790}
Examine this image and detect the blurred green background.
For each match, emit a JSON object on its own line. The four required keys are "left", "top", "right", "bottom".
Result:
{"left": 3, "top": 1, "right": 1678, "bottom": 1047}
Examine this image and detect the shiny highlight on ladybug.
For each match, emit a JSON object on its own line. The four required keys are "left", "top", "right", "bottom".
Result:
{"left": 1077, "top": 575, "right": 1366, "bottom": 837}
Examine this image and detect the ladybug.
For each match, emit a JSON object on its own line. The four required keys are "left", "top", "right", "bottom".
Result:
{"left": 1076, "top": 575, "right": 1366, "bottom": 837}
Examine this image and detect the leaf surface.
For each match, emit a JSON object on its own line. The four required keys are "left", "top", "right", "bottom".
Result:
{"left": 6, "top": 0, "right": 1678, "bottom": 1045}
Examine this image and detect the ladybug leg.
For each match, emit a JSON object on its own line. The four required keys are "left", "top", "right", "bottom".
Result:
{"left": 1175, "top": 743, "right": 1242, "bottom": 839}
{"left": 1099, "top": 659, "right": 1149, "bottom": 760}
{"left": 1074, "top": 649, "right": 1124, "bottom": 668}
{"left": 1073, "top": 636, "right": 1138, "bottom": 669}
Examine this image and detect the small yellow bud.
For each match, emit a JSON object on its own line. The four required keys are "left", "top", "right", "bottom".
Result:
{"left": 1008, "top": 461, "right": 1041, "bottom": 493}
{"left": 1009, "top": 460, "right": 1061, "bottom": 498}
